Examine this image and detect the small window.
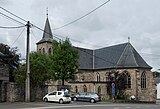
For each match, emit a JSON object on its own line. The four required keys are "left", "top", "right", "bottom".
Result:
{"left": 141, "top": 72, "right": 147, "bottom": 89}
{"left": 98, "top": 86, "right": 101, "bottom": 94}
{"left": 48, "top": 48, "right": 51, "bottom": 54}
{"left": 126, "top": 73, "right": 131, "bottom": 88}
{"left": 43, "top": 48, "right": 45, "bottom": 53}
{"left": 39, "top": 49, "right": 41, "bottom": 52}
{"left": 75, "top": 86, "right": 78, "bottom": 93}
{"left": 96, "top": 72, "right": 100, "bottom": 82}
{"left": 82, "top": 75, "right": 85, "bottom": 81}
{"left": 83, "top": 85, "right": 87, "bottom": 92}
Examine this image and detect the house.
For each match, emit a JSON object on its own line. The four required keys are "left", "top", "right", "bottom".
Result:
{"left": 155, "top": 78, "right": 160, "bottom": 99}
{"left": 37, "top": 17, "right": 156, "bottom": 102}
{"left": 0, "top": 52, "right": 9, "bottom": 102}
{"left": 157, "top": 82, "right": 160, "bottom": 100}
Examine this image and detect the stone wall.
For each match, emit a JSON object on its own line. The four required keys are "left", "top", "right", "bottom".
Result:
{"left": 69, "top": 68, "right": 156, "bottom": 102}
{"left": 2, "top": 83, "right": 70, "bottom": 102}
{"left": 0, "top": 82, "right": 48, "bottom": 102}
{"left": 6, "top": 82, "right": 24, "bottom": 102}
{"left": 0, "top": 63, "right": 9, "bottom": 102}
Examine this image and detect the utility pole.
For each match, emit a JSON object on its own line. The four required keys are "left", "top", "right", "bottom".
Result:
{"left": 25, "top": 21, "right": 31, "bottom": 102}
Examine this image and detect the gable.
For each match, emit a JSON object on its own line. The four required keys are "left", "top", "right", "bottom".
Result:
{"left": 94, "top": 43, "right": 126, "bottom": 69}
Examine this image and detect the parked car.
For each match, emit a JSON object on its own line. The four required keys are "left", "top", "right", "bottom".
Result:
{"left": 72, "top": 92, "right": 101, "bottom": 103}
{"left": 43, "top": 91, "right": 71, "bottom": 104}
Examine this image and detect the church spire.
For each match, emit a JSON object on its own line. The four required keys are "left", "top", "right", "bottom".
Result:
{"left": 36, "top": 13, "right": 53, "bottom": 44}
{"left": 42, "top": 16, "right": 53, "bottom": 39}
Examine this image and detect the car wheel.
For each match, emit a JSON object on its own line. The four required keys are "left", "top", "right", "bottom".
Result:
{"left": 73, "top": 97, "right": 77, "bottom": 101}
{"left": 90, "top": 99, "right": 95, "bottom": 103}
{"left": 59, "top": 99, "right": 63, "bottom": 104}
{"left": 44, "top": 98, "right": 48, "bottom": 102}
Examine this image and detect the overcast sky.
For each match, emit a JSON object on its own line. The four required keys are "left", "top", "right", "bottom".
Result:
{"left": 0, "top": 0, "right": 160, "bottom": 71}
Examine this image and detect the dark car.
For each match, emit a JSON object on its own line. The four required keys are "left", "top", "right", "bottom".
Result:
{"left": 72, "top": 92, "right": 101, "bottom": 103}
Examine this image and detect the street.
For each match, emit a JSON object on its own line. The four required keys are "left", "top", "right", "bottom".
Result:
{"left": 0, "top": 102, "right": 160, "bottom": 109}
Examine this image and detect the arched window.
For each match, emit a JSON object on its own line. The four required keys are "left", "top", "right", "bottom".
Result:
{"left": 81, "top": 75, "right": 85, "bottom": 81}
{"left": 106, "top": 72, "right": 110, "bottom": 82}
{"left": 141, "top": 72, "right": 146, "bottom": 89}
{"left": 121, "top": 71, "right": 131, "bottom": 89}
{"left": 75, "top": 86, "right": 78, "bottom": 93}
{"left": 126, "top": 73, "right": 131, "bottom": 88}
{"left": 43, "top": 48, "right": 45, "bottom": 53}
{"left": 48, "top": 48, "right": 51, "bottom": 54}
{"left": 39, "top": 49, "right": 41, "bottom": 52}
{"left": 83, "top": 85, "right": 87, "bottom": 92}
{"left": 98, "top": 86, "right": 101, "bottom": 95}
{"left": 96, "top": 72, "right": 100, "bottom": 82}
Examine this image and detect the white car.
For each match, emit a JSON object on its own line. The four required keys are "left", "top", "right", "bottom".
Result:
{"left": 43, "top": 91, "right": 71, "bottom": 104}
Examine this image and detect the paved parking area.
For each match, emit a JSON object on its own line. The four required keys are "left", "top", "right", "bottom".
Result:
{"left": 0, "top": 101, "right": 160, "bottom": 109}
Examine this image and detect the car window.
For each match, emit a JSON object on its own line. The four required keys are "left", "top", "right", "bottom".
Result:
{"left": 58, "top": 92, "right": 62, "bottom": 95}
{"left": 80, "top": 93, "right": 85, "bottom": 95}
{"left": 49, "top": 92, "right": 57, "bottom": 95}
{"left": 86, "top": 93, "right": 89, "bottom": 95}
{"left": 64, "top": 92, "right": 68, "bottom": 95}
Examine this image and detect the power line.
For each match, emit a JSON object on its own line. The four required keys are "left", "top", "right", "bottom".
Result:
{"left": 31, "top": 27, "right": 115, "bottom": 65}
{"left": 0, "top": 12, "right": 25, "bottom": 25}
{"left": 0, "top": 6, "right": 27, "bottom": 23}
{"left": 11, "top": 28, "right": 26, "bottom": 46}
{"left": 53, "top": 33, "right": 102, "bottom": 48}
{"left": 1, "top": 5, "right": 159, "bottom": 64}
{"left": 52, "top": 0, "right": 111, "bottom": 30}
{"left": 33, "top": 25, "right": 62, "bottom": 41}
{"left": 75, "top": 47, "right": 115, "bottom": 65}
{"left": 0, "top": 25, "right": 25, "bottom": 29}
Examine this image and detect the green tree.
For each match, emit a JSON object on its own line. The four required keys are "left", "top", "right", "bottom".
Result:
{"left": 0, "top": 43, "right": 20, "bottom": 82}
{"left": 14, "top": 52, "right": 51, "bottom": 87}
{"left": 30, "top": 52, "right": 51, "bottom": 86}
{"left": 49, "top": 38, "right": 79, "bottom": 85}
{"left": 13, "top": 64, "right": 25, "bottom": 85}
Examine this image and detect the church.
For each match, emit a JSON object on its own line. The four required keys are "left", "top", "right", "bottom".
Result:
{"left": 36, "top": 17, "right": 156, "bottom": 102}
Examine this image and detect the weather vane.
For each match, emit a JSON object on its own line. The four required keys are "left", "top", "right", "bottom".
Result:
{"left": 128, "top": 37, "right": 130, "bottom": 43}
{"left": 46, "top": 7, "right": 48, "bottom": 17}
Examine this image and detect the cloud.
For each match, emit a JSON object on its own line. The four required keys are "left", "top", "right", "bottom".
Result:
{"left": 1, "top": 0, "right": 12, "bottom": 6}
{"left": 1, "top": 0, "right": 160, "bottom": 70}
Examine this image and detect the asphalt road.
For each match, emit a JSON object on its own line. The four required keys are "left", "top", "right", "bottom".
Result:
{"left": 0, "top": 102, "right": 160, "bottom": 109}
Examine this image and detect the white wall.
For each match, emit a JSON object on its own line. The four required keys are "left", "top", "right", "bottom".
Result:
{"left": 157, "top": 83, "right": 160, "bottom": 99}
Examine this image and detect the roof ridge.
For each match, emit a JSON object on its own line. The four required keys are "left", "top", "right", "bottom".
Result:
{"left": 129, "top": 43, "right": 139, "bottom": 67}
{"left": 114, "top": 43, "right": 128, "bottom": 67}
{"left": 96, "top": 42, "right": 128, "bottom": 50}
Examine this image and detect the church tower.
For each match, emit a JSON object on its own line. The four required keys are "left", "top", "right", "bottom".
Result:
{"left": 36, "top": 16, "right": 53, "bottom": 54}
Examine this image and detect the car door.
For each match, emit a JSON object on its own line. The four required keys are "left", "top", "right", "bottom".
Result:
{"left": 47, "top": 91, "right": 57, "bottom": 101}
{"left": 84, "top": 93, "right": 91, "bottom": 101}
{"left": 56, "top": 91, "right": 63, "bottom": 102}
{"left": 78, "top": 93, "right": 86, "bottom": 101}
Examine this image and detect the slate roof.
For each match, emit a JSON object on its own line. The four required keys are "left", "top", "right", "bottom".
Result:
{"left": 75, "top": 47, "right": 93, "bottom": 69}
{"left": 37, "top": 17, "right": 53, "bottom": 44}
{"left": 77, "top": 42, "right": 152, "bottom": 70}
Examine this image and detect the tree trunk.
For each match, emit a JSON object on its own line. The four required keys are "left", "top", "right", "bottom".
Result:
{"left": 62, "top": 78, "right": 65, "bottom": 86}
